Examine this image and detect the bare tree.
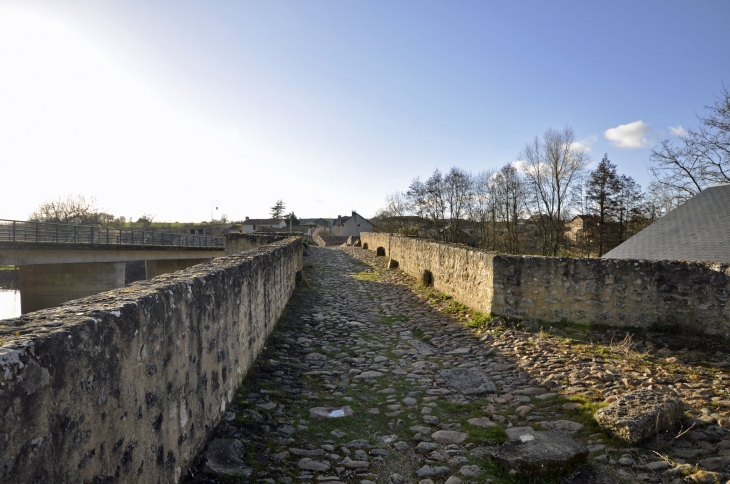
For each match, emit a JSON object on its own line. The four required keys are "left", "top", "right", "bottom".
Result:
{"left": 615, "top": 175, "right": 644, "bottom": 244}
{"left": 29, "top": 195, "right": 102, "bottom": 225}
{"left": 468, "top": 170, "right": 497, "bottom": 250}
{"left": 649, "top": 84, "right": 730, "bottom": 200}
{"left": 442, "top": 167, "right": 473, "bottom": 243}
{"left": 493, "top": 163, "right": 527, "bottom": 253}
{"left": 643, "top": 182, "right": 682, "bottom": 220}
{"left": 520, "top": 126, "right": 589, "bottom": 255}
{"left": 134, "top": 213, "right": 156, "bottom": 230}
{"left": 407, "top": 170, "right": 447, "bottom": 240}
{"left": 374, "top": 191, "right": 416, "bottom": 235}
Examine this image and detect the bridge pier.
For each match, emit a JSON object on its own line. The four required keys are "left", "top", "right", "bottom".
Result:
{"left": 19, "top": 262, "right": 126, "bottom": 313}
{"left": 145, "top": 258, "right": 212, "bottom": 279}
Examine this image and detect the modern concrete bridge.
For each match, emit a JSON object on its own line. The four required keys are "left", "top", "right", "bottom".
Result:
{"left": 0, "top": 219, "right": 225, "bottom": 313}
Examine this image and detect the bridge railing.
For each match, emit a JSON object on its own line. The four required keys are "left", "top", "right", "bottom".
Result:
{"left": 0, "top": 219, "right": 224, "bottom": 248}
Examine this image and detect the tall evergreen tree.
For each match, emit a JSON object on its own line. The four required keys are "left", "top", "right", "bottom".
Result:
{"left": 270, "top": 200, "right": 286, "bottom": 219}
{"left": 586, "top": 154, "right": 621, "bottom": 256}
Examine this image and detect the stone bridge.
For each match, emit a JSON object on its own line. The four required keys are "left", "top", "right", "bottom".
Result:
{"left": 2, "top": 233, "right": 730, "bottom": 483}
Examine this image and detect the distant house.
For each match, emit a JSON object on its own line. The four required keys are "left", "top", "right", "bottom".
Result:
{"left": 299, "top": 218, "right": 331, "bottom": 229}
{"left": 284, "top": 224, "right": 315, "bottom": 236}
{"left": 332, "top": 211, "right": 375, "bottom": 237}
{"left": 241, "top": 217, "right": 286, "bottom": 233}
{"left": 566, "top": 215, "right": 601, "bottom": 243}
{"left": 439, "top": 224, "right": 476, "bottom": 245}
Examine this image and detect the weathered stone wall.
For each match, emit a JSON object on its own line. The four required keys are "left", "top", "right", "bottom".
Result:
{"left": 360, "top": 233, "right": 730, "bottom": 334}
{"left": 0, "top": 237, "right": 303, "bottom": 484}
{"left": 224, "top": 233, "right": 288, "bottom": 254}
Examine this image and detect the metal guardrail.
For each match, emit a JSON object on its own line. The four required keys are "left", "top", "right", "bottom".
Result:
{"left": 0, "top": 219, "right": 224, "bottom": 248}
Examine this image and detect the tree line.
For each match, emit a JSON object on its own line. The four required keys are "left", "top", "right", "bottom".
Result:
{"left": 28, "top": 195, "right": 157, "bottom": 229}
{"left": 376, "top": 85, "right": 730, "bottom": 257}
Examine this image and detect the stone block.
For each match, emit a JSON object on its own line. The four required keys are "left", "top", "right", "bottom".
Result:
{"left": 438, "top": 368, "right": 496, "bottom": 395}
{"left": 487, "top": 430, "right": 588, "bottom": 477}
{"left": 594, "top": 389, "right": 684, "bottom": 444}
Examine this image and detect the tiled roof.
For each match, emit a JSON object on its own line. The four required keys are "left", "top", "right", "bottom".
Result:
{"left": 603, "top": 184, "right": 730, "bottom": 264}
{"left": 243, "top": 219, "right": 283, "bottom": 225}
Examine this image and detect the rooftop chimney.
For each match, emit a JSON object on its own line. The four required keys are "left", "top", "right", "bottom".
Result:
{"left": 337, "top": 215, "right": 342, "bottom": 226}
{"left": 245, "top": 216, "right": 249, "bottom": 221}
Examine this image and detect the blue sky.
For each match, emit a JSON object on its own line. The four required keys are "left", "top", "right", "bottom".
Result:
{"left": 1, "top": 1, "right": 728, "bottom": 221}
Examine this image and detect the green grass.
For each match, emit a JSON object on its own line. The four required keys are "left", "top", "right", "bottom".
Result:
{"left": 352, "top": 271, "right": 379, "bottom": 282}
{"left": 466, "top": 311, "right": 493, "bottom": 329}
{"left": 378, "top": 314, "right": 410, "bottom": 326}
{"left": 464, "top": 424, "right": 508, "bottom": 445}
{"left": 562, "top": 393, "right": 609, "bottom": 436}
{"left": 432, "top": 399, "right": 508, "bottom": 445}
{"left": 287, "top": 377, "right": 419, "bottom": 447}
{"left": 409, "top": 281, "right": 494, "bottom": 332}
{"left": 527, "top": 393, "right": 620, "bottom": 446}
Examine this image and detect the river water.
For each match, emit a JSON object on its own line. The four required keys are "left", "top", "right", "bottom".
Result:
{"left": 0, "top": 289, "right": 21, "bottom": 320}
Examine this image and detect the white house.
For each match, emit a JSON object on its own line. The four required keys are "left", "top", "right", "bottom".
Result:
{"left": 332, "top": 211, "right": 375, "bottom": 236}
{"left": 241, "top": 217, "right": 286, "bottom": 233}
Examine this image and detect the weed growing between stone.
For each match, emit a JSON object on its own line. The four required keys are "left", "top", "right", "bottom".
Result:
{"left": 378, "top": 314, "right": 410, "bottom": 327}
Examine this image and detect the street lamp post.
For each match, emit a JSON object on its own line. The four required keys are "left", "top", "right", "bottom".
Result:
{"left": 211, "top": 200, "right": 220, "bottom": 223}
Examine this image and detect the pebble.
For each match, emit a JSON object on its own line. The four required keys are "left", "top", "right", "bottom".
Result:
{"left": 431, "top": 431, "right": 468, "bottom": 444}
{"left": 416, "top": 465, "right": 450, "bottom": 478}
{"left": 297, "top": 458, "right": 331, "bottom": 472}
{"left": 646, "top": 460, "right": 670, "bottom": 471}
{"left": 459, "top": 465, "right": 482, "bottom": 478}
{"left": 617, "top": 455, "right": 635, "bottom": 466}
{"left": 416, "top": 442, "right": 439, "bottom": 453}
{"left": 514, "top": 405, "right": 532, "bottom": 416}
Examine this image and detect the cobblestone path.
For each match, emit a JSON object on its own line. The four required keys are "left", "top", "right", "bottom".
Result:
{"left": 185, "top": 247, "right": 730, "bottom": 484}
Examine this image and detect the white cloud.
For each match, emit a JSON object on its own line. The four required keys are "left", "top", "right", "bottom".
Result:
{"left": 604, "top": 120, "right": 652, "bottom": 148}
{"left": 570, "top": 135, "right": 597, "bottom": 154}
{"left": 669, "top": 125, "right": 687, "bottom": 137}
{"left": 511, "top": 160, "right": 529, "bottom": 174}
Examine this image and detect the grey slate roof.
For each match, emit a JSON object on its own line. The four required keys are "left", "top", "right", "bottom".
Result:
{"left": 242, "top": 219, "right": 283, "bottom": 226}
{"left": 603, "top": 184, "right": 730, "bottom": 264}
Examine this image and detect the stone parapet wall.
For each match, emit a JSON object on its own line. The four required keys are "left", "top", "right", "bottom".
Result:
{"left": 0, "top": 237, "right": 303, "bottom": 484}
{"left": 224, "top": 232, "right": 288, "bottom": 254}
{"left": 360, "top": 233, "right": 730, "bottom": 334}
{"left": 314, "top": 235, "right": 349, "bottom": 247}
